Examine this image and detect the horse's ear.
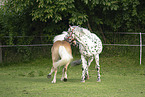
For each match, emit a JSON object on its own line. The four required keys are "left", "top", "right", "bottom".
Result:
{"left": 69, "top": 25, "right": 73, "bottom": 30}
{"left": 69, "top": 25, "right": 72, "bottom": 29}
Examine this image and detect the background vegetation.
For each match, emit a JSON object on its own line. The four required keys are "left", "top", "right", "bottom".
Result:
{"left": 0, "top": 0, "right": 145, "bottom": 41}
{"left": 0, "top": 0, "right": 145, "bottom": 63}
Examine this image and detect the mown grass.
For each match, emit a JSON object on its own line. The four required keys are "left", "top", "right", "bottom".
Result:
{"left": 0, "top": 56, "right": 145, "bottom": 97}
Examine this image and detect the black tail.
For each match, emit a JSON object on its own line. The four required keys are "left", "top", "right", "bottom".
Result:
{"left": 71, "top": 59, "right": 82, "bottom": 66}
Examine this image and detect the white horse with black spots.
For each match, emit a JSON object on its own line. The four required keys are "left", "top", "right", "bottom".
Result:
{"left": 67, "top": 26, "right": 103, "bottom": 82}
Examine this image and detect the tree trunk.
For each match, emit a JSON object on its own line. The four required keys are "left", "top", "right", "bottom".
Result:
{"left": 99, "top": 25, "right": 106, "bottom": 43}
{"left": 87, "top": 21, "right": 93, "bottom": 32}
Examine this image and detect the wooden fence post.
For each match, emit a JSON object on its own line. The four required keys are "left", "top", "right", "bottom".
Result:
{"left": 0, "top": 42, "right": 2, "bottom": 63}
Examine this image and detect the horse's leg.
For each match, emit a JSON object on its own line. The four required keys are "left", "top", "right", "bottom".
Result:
{"left": 47, "top": 66, "right": 54, "bottom": 78}
{"left": 52, "top": 68, "right": 57, "bottom": 83}
{"left": 95, "top": 54, "right": 101, "bottom": 82}
{"left": 86, "top": 56, "right": 94, "bottom": 80}
{"left": 47, "top": 60, "right": 55, "bottom": 78}
{"left": 61, "top": 67, "right": 65, "bottom": 81}
{"left": 61, "top": 62, "right": 69, "bottom": 82}
{"left": 81, "top": 55, "right": 87, "bottom": 82}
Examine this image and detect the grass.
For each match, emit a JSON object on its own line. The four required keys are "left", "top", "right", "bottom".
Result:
{"left": 0, "top": 56, "right": 145, "bottom": 97}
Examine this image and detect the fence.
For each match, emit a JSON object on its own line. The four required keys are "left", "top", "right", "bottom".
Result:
{"left": 103, "top": 32, "right": 145, "bottom": 65}
{"left": 0, "top": 32, "right": 145, "bottom": 64}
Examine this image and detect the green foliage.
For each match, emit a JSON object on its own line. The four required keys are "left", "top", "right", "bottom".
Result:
{"left": 69, "top": 11, "right": 88, "bottom": 25}
{"left": 32, "top": 0, "right": 74, "bottom": 22}
{"left": 1, "top": 0, "right": 144, "bottom": 35}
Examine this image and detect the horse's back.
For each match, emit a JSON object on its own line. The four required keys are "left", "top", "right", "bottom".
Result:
{"left": 51, "top": 41, "right": 72, "bottom": 62}
{"left": 52, "top": 41, "right": 72, "bottom": 53}
{"left": 79, "top": 32, "right": 102, "bottom": 56}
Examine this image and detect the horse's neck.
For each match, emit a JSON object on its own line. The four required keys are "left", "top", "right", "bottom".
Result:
{"left": 76, "top": 27, "right": 91, "bottom": 37}
{"left": 74, "top": 28, "right": 93, "bottom": 52}
{"left": 74, "top": 27, "right": 92, "bottom": 42}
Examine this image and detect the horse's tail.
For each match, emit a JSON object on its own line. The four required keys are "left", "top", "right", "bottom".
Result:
{"left": 70, "top": 59, "right": 82, "bottom": 66}
{"left": 53, "top": 46, "right": 73, "bottom": 68}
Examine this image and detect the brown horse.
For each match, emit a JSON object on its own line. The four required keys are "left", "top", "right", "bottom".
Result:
{"left": 47, "top": 32, "right": 73, "bottom": 83}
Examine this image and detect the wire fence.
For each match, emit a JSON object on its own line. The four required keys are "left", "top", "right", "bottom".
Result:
{"left": 0, "top": 44, "right": 53, "bottom": 47}
{"left": 0, "top": 32, "right": 145, "bottom": 64}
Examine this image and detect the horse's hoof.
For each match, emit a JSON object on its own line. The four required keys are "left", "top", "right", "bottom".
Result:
{"left": 47, "top": 74, "right": 51, "bottom": 79}
{"left": 85, "top": 75, "right": 89, "bottom": 80}
{"left": 97, "top": 78, "right": 101, "bottom": 82}
{"left": 81, "top": 80, "right": 85, "bottom": 83}
{"left": 63, "top": 78, "right": 67, "bottom": 82}
{"left": 51, "top": 81, "right": 56, "bottom": 83}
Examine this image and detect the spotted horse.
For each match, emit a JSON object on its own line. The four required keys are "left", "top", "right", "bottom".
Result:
{"left": 67, "top": 26, "right": 103, "bottom": 82}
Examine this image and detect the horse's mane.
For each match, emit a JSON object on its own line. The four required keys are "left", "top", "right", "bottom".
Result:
{"left": 53, "top": 31, "right": 68, "bottom": 43}
{"left": 71, "top": 26, "right": 92, "bottom": 36}
{"left": 81, "top": 27, "right": 91, "bottom": 35}
{"left": 78, "top": 27, "right": 91, "bottom": 36}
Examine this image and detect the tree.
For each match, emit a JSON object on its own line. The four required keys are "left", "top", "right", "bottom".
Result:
{"left": 1, "top": 0, "right": 144, "bottom": 38}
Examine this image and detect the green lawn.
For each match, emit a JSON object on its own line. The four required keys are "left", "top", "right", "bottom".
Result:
{"left": 0, "top": 56, "right": 145, "bottom": 97}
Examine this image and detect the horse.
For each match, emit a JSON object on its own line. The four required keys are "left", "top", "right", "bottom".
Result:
{"left": 67, "top": 26, "right": 103, "bottom": 82}
{"left": 47, "top": 31, "right": 73, "bottom": 83}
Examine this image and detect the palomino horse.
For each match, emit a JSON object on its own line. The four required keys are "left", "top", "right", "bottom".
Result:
{"left": 67, "top": 26, "right": 103, "bottom": 82}
{"left": 47, "top": 31, "right": 73, "bottom": 83}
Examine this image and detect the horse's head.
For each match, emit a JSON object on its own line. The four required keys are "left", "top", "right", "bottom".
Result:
{"left": 68, "top": 25, "right": 80, "bottom": 39}
{"left": 65, "top": 25, "right": 80, "bottom": 46}
{"left": 68, "top": 25, "right": 85, "bottom": 39}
